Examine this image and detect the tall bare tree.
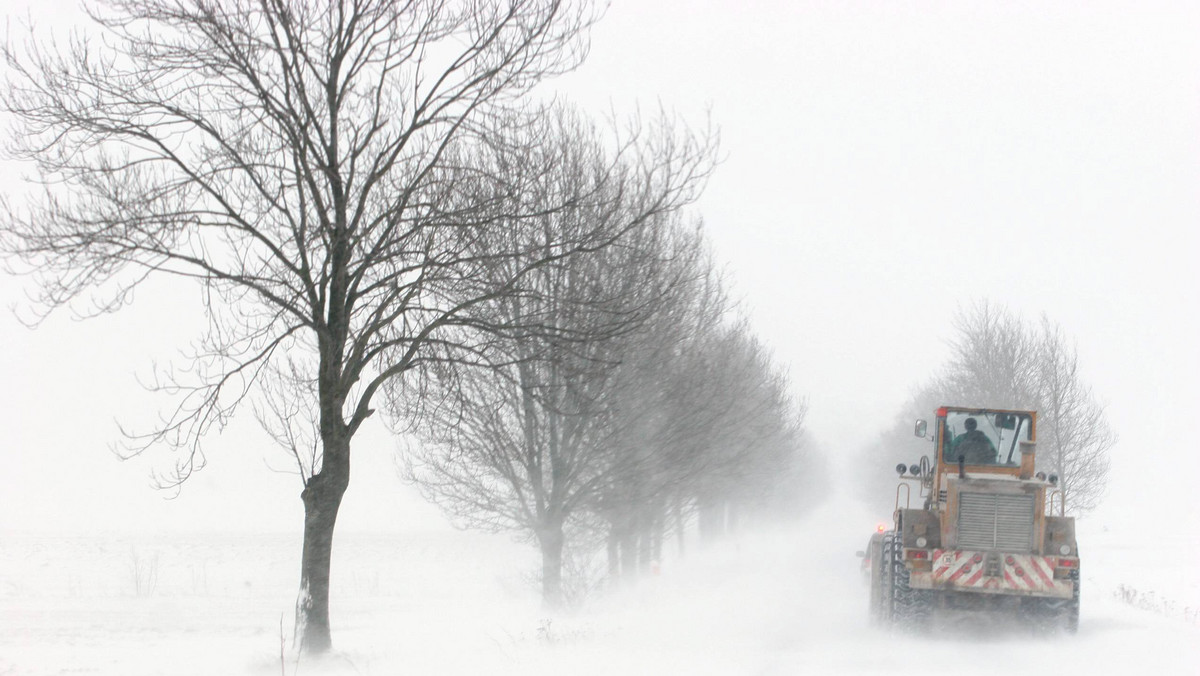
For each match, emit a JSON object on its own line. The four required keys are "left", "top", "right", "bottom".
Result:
{"left": 862, "top": 301, "right": 1114, "bottom": 515}
{"left": 937, "top": 300, "right": 1040, "bottom": 407}
{"left": 1032, "top": 317, "right": 1114, "bottom": 513}
{"left": 590, "top": 239, "right": 731, "bottom": 571}
{"left": 632, "top": 324, "right": 805, "bottom": 547}
{"left": 0, "top": 0, "right": 693, "bottom": 652}
{"left": 590, "top": 287, "right": 809, "bottom": 573}
{"left": 397, "top": 126, "right": 712, "bottom": 605}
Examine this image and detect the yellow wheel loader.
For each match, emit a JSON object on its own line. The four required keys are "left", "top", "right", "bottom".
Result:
{"left": 867, "top": 407, "right": 1079, "bottom": 632}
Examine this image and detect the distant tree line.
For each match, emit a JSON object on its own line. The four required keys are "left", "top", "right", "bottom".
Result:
{"left": 859, "top": 301, "right": 1115, "bottom": 516}
{"left": 392, "top": 131, "right": 814, "bottom": 605}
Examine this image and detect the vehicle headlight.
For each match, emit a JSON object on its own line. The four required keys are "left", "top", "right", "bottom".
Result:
{"left": 916, "top": 536, "right": 928, "bottom": 548}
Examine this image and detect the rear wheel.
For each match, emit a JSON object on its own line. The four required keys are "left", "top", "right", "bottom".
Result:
{"left": 1065, "top": 569, "right": 1080, "bottom": 634}
{"left": 868, "top": 550, "right": 885, "bottom": 624}
{"left": 879, "top": 531, "right": 931, "bottom": 630}
{"left": 878, "top": 535, "right": 897, "bottom": 624}
{"left": 891, "top": 556, "right": 931, "bottom": 629}
{"left": 1025, "top": 570, "right": 1079, "bottom": 634}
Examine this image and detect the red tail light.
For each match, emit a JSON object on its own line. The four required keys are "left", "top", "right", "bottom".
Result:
{"left": 1057, "top": 558, "right": 1077, "bottom": 568}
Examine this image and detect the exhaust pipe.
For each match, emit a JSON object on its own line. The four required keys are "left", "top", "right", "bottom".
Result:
{"left": 1019, "top": 441, "right": 1037, "bottom": 480}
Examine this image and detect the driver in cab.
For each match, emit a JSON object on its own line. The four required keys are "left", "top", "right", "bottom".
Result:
{"left": 947, "top": 417, "right": 997, "bottom": 464}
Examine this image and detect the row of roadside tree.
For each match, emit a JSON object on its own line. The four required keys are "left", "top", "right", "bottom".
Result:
{"left": 0, "top": 0, "right": 1111, "bottom": 655}
{"left": 395, "top": 194, "right": 814, "bottom": 606}
{"left": 0, "top": 0, "right": 815, "bottom": 650}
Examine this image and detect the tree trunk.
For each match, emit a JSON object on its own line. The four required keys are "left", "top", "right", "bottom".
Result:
{"left": 651, "top": 508, "right": 664, "bottom": 564}
{"left": 673, "top": 499, "right": 686, "bottom": 556}
{"left": 606, "top": 526, "right": 620, "bottom": 580}
{"left": 295, "top": 445, "right": 350, "bottom": 654}
{"left": 698, "top": 499, "right": 719, "bottom": 541}
{"left": 619, "top": 515, "right": 638, "bottom": 580}
{"left": 539, "top": 523, "right": 566, "bottom": 608}
{"left": 637, "top": 508, "right": 653, "bottom": 572}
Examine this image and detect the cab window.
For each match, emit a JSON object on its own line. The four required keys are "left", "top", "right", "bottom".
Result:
{"left": 941, "top": 411, "right": 1032, "bottom": 466}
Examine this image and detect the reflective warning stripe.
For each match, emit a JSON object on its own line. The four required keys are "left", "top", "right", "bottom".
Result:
{"left": 947, "top": 558, "right": 975, "bottom": 583}
{"left": 1003, "top": 569, "right": 1018, "bottom": 588}
{"left": 1028, "top": 556, "right": 1055, "bottom": 588}
{"left": 1009, "top": 553, "right": 1055, "bottom": 593}
{"left": 964, "top": 566, "right": 984, "bottom": 586}
{"left": 916, "top": 549, "right": 1072, "bottom": 599}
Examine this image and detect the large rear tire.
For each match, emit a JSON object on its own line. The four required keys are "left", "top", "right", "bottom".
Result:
{"left": 868, "top": 548, "right": 885, "bottom": 624}
{"left": 1025, "top": 569, "right": 1079, "bottom": 634}
{"left": 878, "top": 531, "right": 931, "bottom": 630}
{"left": 891, "top": 555, "right": 931, "bottom": 629}
{"left": 1065, "top": 569, "right": 1080, "bottom": 634}
{"left": 879, "top": 531, "right": 897, "bottom": 624}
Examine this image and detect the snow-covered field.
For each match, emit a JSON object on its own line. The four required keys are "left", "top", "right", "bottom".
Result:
{"left": 3, "top": 499, "right": 1198, "bottom": 675}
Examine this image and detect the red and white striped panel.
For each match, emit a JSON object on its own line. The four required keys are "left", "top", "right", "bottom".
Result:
{"left": 908, "top": 549, "right": 1073, "bottom": 599}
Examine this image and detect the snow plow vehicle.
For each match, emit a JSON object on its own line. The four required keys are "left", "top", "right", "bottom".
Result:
{"left": 868, "top": 407, "right": 1079, "bottom": 632}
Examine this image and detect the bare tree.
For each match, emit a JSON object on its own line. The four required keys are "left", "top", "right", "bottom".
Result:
{"left": 937, "top": 300, "right": 1040, "bottom": 407}
{"left": 398, "top": 125, "right": 711, "bottom": 605}
{"left": 865, "top": 301, "right": 1114, "bottom": 515}
{"left": 596, "top": 312, "right": 808, "bottom": 573}
{"left": 672, "top": 327, "right": 806, "bottom": 542}
{"left": 0, "top": 0, "right": 682, "bottom": 653}
{"left": 589, "top": 240, "right": 731, "bottom": 572}
{"left": 941, "top": 302, "right": 1115, "bottom": 513}
{"left": 405, "top": 199, "right": 810, "bottom": 599}
{"left": 1032, "top": 317, "right": 1114, "bottom": 513}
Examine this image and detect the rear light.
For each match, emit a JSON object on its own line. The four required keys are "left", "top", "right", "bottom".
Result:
{"left": 937, "top": 407, "right": 948, "bottom": 417}
{"left": 1057, "top": 558, "right": 1077, "bottom": 568}
{"left": 877, "top": 523, "right": 886, "bottom": 533}
{"left": 907, "top": 550, "right": 929, "bottom": 560}
{"left": 1005, "top": 555, "right": 1015, "bottom": 565}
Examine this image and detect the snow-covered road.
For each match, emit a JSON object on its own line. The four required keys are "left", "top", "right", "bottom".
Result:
{"left": 524, "top": 499, "right": 1200, "bottom": 676}
{"left": 2, "top": 499, "right": 1197, "bottom": 675}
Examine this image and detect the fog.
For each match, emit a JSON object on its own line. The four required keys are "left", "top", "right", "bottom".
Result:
{"left": 1, "top": 1, "right": 1198, "bottom": 673}
{"left": 549, "top": 1, "right": 1200, "bottom": 533}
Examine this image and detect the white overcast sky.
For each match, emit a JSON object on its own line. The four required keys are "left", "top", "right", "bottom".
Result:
{"left": 1, "top": 1, "right": 1197, "bottom": 535}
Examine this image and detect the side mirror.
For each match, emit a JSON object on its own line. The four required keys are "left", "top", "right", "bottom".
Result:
{"left": 914, "top": 419, "right": 928, "bottom": 438}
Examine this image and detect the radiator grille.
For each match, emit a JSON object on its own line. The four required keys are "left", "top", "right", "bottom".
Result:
{"left": 957, "top": 492, "right": 1034, "bottom": 552}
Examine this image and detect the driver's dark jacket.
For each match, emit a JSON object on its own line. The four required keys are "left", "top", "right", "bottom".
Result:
{"left": 946, "top": 430, "right": 997, "bottom": 464}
